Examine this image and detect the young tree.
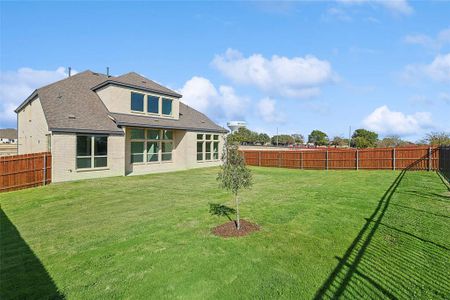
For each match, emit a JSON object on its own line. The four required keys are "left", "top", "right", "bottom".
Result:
{"left": 308, "top": 130, "right": 329, "bottom": 146}
{"left": 217, "top": 143, "right": 252, "bottom": 230}
{"left": 351, "top": 129, "right": 378, "bottom": 148}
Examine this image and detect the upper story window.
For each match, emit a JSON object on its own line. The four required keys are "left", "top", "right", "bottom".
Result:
{"left": 162, "top": 98, "right": 172, "bottom": 115}
{"left": 76, "top": 135, "right": 108, "bottom": 169}
{"left": 147, "top": 95, "right": 159, "bottom": 114}
{"left": 131, "top": 92, "right": 145, "bottom": 112}
{"left": 130, "top": 92, "right": 174, "bottom": 117}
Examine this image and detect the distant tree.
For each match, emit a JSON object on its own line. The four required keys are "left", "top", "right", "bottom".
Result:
{"left": 308, "top": 130, "right": 329, "bottom": 146}
{"left": 291, "top": 134, "right": 304, "bottom": 144}
{"left": 217, "top": 142, "right": 252, "bottom": 230}
{"left": 377, "top": 135, "right": 411, "bottom": 148}
{"left": 330, "top": 136, "right": 349, "bottom": 147}
{"left": 271, "top": 134, "right": 295, "bottom": 146}
{"left": 351, "top": 129, "right": 378, "bottom": 148}
{"left": 419, "top": 132, "right": 450, "bottom": 146}
{"left": 257, "top": 133, "right": 270, "bottom": 145}
{"left": 227, "top": 127, "right": 267, "bottom": 145}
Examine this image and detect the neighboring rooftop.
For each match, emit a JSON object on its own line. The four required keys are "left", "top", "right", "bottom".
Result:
{"left": 15, "top": 70, "right": 226, "bottom": 134}
{"left": 0, "top": 128, "right": 17, "bottom": 140}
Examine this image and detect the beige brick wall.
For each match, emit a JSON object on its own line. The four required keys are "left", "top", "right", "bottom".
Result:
{"left": 17, "top": 97, "right": 50, "bottom": 154}
{"left": 96, "top": 85, "right": 180, "bottom": 120}
{"left": 51, "top": 132, "right": 125, "bottom": 182}
{"left": 124, "top": 128, "right": 225, "bottom": 176}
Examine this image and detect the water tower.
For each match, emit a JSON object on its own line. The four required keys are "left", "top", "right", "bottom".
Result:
{"left": 227, "top": 121, "right": 247, "bottom": 133}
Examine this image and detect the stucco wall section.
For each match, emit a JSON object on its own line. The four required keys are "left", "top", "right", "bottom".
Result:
{"left": 17, "top": 97, "right": 50, "bottom": 154}
{"left": 51, "top": 132, "right": 125, "bottom": 182}
{"left": 96, "top": 85, "right": 180, "bottom": 120}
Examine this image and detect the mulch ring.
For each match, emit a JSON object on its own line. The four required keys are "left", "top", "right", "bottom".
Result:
{"left": 212, "top": 219, "right": 260, "bottom": 238}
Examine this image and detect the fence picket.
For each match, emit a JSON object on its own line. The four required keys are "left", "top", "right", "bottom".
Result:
{"left": 241, "top": 146, "right": 443, "bottom": 172}
{"left": 0, "top": 152, "right": 51, "bottom": 192}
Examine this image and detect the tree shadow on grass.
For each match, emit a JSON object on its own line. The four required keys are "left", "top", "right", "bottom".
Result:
{"left": 0, "top": 209, "right": 65, "bottom": 299}
{"left": 314, "top": 170, "right": 450, "bottom": 299}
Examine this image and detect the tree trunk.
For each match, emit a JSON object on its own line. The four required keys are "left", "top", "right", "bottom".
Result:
{"left": 235, "top": 193, "right": 240, "bottom": 230}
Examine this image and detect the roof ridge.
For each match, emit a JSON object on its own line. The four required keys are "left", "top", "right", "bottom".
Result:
{"left": 37, "top": 70, "right": 101, "bottom": 91}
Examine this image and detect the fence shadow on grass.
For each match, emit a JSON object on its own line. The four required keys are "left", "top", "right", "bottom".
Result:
{"left": 0, "top": 209, "right": 65, "bottom": 299}
{"left": 314, "top": 166, "right": 450, "bottom": 299}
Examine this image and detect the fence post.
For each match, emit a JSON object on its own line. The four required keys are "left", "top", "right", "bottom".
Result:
{"left": 326, "top": 149, "right": 328, "bottom": 170}
{"left": 428, "top": 147, "right": 432, "bottom": 171}
{"left": 258, "top": 151, "right": 261, "bottom": 166}
{"left": 43, "top": 153, "right": 47, "bottom": 185}
{"left": 278, "top": 151, "right": 281, "bottom": 168}
{"left": 356, "top": 149, "right": 359, "bottom": 170}
{"left": 393, "top": 148, "right": 396, "bottom": 171}
{"left": 301, "top": 151, "right": 303, "bottom": 169}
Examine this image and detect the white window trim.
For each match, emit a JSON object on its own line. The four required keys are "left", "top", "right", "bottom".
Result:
{"left": 130, "top": 128, "right": 174, "bottom": 165}
{"left": 197, "top": 133, "right": 220, "bottom": 162}
{"left": 130, "top": 91, "right": 175, "bottom": 118}
{"left": 76, "top": 135, "right": 108, "bottom": 170}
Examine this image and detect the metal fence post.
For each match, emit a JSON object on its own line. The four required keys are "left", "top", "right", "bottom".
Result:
{"left": 43, "top": 153, "right": 47, "bottom": 185}
{"left": 356, "top": 149, "right": 359, "bottom": 170}
{"left": 428, "top": 147, "right": 432, "bottom": 171}
{"left": 393, "top": 148, "right": 396, "bottom": 171}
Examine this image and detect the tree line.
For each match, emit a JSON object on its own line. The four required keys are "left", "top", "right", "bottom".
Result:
{"left": 227, "top": 127, "right": 450, "bottom": 148}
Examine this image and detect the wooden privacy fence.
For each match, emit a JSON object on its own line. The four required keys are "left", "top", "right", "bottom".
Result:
{"left": 0, "top": 152, "right": 51, "bottom": 193}
{"left": 242, "top": 146, "right": 443, "bottom": 171}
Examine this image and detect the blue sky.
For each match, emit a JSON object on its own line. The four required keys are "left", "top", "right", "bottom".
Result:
{"left": 1, "top": 1, "right": 449, "bottom": 141}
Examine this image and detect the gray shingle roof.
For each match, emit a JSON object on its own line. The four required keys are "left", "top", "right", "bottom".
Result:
{"left": 110, "top": 103, "right": 228, "bottom": 133}
{"left": 15, "top": 70, "right": 226, "bottom": 134}
{"left": 98, "top": 72, "right": 182, "bottom": 98}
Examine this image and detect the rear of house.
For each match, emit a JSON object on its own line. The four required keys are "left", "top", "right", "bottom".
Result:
{"left": 15, "top": 70, "right": 227, "bottom": 182}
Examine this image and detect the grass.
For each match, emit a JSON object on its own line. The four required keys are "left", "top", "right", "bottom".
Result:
{"left": 1, "top": 167, "right": 449, "bottom": 299}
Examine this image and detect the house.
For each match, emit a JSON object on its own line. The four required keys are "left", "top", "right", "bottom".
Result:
{"left": 0, "top": 128, "right": 17, "bottom": 144}
{"left": 15, "top": 70, "right": 227, "bottom": 182}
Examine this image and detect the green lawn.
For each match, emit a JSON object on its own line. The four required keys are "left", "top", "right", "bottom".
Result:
{"left": 1, "top": 167, "right": 449, "bottom": 299}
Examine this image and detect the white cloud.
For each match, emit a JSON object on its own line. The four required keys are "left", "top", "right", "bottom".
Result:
{"left": 0, "top": 67, "right": 71, "bottom": 127}
{"left": 323, "top": 7, "right": 352, "bottom": 22}
{"left": 362, "top": 105, "right": 433, "bottom": 136}
{"left": 337, "top": 0, "right": 413, "bottom": 15}
{"left": 438, "top": 92, "right": 450, "bottom": 104}
{"left": 179, "top": 76, "right": 249, "bottom": 121}
{"left": 257, "top": 97, "right": 284, "bottom": 123}
{"left": 211, "top": 48, "right": 334, "bottom": 99}
{"left": 404, "top": 28, "right": 450, "bottom": 50}
{"left": 426, "top": 53, "right": 450, "bottom": 82}
{"left": 402, "top": 53, "right": 450, "bottom": 83}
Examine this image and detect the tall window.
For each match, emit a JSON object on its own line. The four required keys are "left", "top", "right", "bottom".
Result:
{"left": 76, "top": 135, "right": 108, "bottom": 169}
{"left": 131, "top": 92, "right": 145, "bottom": 112}
{"left": 130, "top": 128, "right": 173, "bottom": 163}
{"left": 162, "top": 98, "right": 172, "bottom": 115}
{"left": 147, "top": 95, "right": 159, "bottom": 114}
{"left": 197, "top": 134, "right": 219, "bottom": 161}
